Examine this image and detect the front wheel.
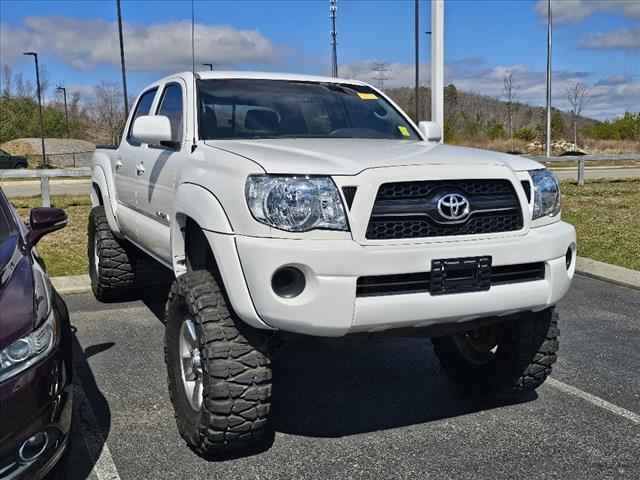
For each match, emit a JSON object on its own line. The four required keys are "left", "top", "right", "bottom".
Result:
{"left": 431, "top": 308, "right": 559, "bottom": 395}
{"left": 165, "top": 271, "right": 273, "bottom": 457}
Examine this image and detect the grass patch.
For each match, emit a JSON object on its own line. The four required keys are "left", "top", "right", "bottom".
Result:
{"left": 9, "top": 180, "right": 640, "bottom": 278}
{"left": 561, "top": 178, "right": 640, "bottom": 271}
{"left": 13, "top": 195, "right": 91, "bottom": 277}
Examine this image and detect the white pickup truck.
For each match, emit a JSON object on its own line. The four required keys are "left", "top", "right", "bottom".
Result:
{"left": 89, "top": 71, "right": 576, "bottom": 456}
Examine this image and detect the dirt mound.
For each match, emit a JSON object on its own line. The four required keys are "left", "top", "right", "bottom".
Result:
{"left": 1, "top": 138, "right": 96, "bottom": 156}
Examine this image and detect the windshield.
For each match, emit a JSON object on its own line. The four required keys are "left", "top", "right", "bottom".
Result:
{"left": 197, "top": 79, "right": 419, "bottom": 141}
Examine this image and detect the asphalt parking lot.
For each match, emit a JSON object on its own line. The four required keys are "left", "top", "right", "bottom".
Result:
{"left": 59, "top": 274, "right": 639, "bottom": 480}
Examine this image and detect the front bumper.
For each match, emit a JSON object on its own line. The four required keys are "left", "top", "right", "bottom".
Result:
{"left": 231, "top": 220, "right": 576, "bottom": 337}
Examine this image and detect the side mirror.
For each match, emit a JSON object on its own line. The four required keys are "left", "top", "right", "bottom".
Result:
{"left": 418, "top": 121, "right": 442, "bottom": 142}
{"left": 26, "top": 207, "right": 68, "bottom": 248}
{"left": 131, "top": 115, "right": 173, "bottom": 145}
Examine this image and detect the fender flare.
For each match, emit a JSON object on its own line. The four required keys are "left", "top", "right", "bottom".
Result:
{"left": 171, "top": 182, "right": 233, "bottom": 275}
{"left": 91, "top": 161, "right": 121, "bottom": 236}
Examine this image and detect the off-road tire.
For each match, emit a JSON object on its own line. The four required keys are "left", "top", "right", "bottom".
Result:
{"left": 432, "top": 308, "right": 559, "bottom": 395}
{"left": 165, "top": 270, "right": 273, "bottom": 457}
{"left": 88, "top": 206, "right": 171, "bottom": 301}
{"left": 88, "top": 206, "right": 136, "bottom": 301}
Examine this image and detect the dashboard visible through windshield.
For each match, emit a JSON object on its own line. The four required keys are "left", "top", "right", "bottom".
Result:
{"left": 197, "top": 79, "right": 418, "bottom": 141}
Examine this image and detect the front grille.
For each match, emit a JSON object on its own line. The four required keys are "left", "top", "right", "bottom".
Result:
{"left": 356, "top": 262, "right": 545, "bottom": 297}
{"left": 366, "top": 179, "right": 523, "bottom": 240}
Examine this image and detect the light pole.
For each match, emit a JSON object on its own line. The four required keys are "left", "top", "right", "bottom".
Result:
{"left": 545, "top": 0, "right": 552, "bottom": 158}
{"left": 414, "top": 0, "right": 420, "bottom": 121}
{"left": 23, "top": 51, "right": 46, "bottom": 168}
{"left": 116, "top": 0, "right": 129, "bottom": 115}
{"left": 56, "top": 86, "right": 69, "bottom": 137}
{"left": 202, "top": 63, "right": 213, "bottom": 71}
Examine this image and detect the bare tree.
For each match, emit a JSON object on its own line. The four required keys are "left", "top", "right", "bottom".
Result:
{"left": 503, "top": 72, "right": 517, "bottom": 151}
{"left": 566, "top": 82, "right": 590, "bottom": 149}
{"left": 92, "top": 82, "right": 126, "bottom": 145}
{"left": 1, "top": 64, "right": 12, "bottom": 98}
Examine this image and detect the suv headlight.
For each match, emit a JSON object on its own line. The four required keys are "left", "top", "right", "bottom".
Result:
{"left": 245, "top": 175, "right": 348, "bottom": 232}
{"left": 0, "top": 311, "right": 57, "bottom": 383}
{"left": 529, "top": 169, "right": 561, "bottom": 219}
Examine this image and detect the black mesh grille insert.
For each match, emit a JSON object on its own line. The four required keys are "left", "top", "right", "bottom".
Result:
{"left": 366, "top": 179, "right": 523, "bottom": 240}
{"left": 356, "top": 262, "right": 545, "bottom": 297}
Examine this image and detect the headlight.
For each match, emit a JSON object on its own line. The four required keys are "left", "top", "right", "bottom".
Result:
{"left": 0, "top": 311, "right": 57, "bottom": 383}
{"left": 245, "top": 175, "right": 348, "bottom": 232}
{"left": 529, "top": 169, "right": 561, "bottom": 219}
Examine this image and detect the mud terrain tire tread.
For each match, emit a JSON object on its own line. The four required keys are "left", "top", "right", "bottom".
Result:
{"left": 165, "top": 270, "right": 273, "bottom": 457}
{"left": 88, "top": 206, "right": 135, "bottom": 301}
{"left": 432, "top": 308, "right": 559, "bottom": 395}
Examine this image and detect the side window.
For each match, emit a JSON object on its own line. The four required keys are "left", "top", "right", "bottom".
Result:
{"left": 127, "top": 88, "right": 158, "bottom": 145}
{"left": 156, "top": 83, "right": 183, "bottom": 144}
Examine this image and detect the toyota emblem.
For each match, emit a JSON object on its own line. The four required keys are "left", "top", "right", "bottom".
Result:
{"left": 437, "top": 193, "right": 470, "bottom": 221}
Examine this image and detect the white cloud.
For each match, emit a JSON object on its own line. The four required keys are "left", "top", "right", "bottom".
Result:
{"left": 535, "top": 0, "right": 640, "bottom": 24}
{"left": 581, "top": 27, "right": 640, "bottom": 51}
{"left": 0, "top": 16, "right": 282, "bottom": 72}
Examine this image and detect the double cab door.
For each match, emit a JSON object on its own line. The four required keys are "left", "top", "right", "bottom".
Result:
{"left": 114, "top": 78, "right": 188, "bottom": 265}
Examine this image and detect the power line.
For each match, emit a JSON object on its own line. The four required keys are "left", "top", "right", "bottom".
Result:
{"left": 330, "top": 0, "right": 338, "bottom": 77}
{"left": 372, "top": 62, "right": 391, "bottom": 90}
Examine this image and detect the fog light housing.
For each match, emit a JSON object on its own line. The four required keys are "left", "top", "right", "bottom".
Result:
{"left": 272, "top": 267, "right": 306, "bottom": 298}
{"left": 19, "top": 432, "right": 48, "bottom": 462}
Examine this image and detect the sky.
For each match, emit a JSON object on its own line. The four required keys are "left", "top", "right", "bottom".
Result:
{"left": 1, "top": 0, "right": 639, "bottom": 120}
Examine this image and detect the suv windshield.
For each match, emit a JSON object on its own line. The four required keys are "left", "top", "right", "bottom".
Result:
{"left": 197, "top": 79, "right": 418, "bottom": 141}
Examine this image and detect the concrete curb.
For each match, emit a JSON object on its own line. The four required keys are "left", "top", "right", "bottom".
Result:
{"left": 50, "top": 256, "right": 640, "bottom": 296}
{"left": 51, "top": 274, "right": 91, "bottom": 295}
{"left": 576, "top": 257, "right": 640, "bottom": 290}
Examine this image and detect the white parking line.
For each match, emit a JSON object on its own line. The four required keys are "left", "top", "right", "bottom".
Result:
{"left": 76, "top": 384, "right": 122, "bottom": 480}
{"left": 547, "top": 377, "right": 640, "bottom": 425}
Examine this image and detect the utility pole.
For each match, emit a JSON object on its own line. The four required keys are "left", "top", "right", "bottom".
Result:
{"left": 414, "top": 0, "right": 420, "bottom": 121}
{"left": 202, "top": 63, "right": 214, "bottom": 71}
{"left": 545, "top": 0, "right": 552, "bottom": 158}
{"left": 23, "top": 52, "right": 46, "bottom": 168}
{"left": 116, "top": 0, "right": 129, "bottom": 115}
{"left": 431, "top": 0, "right": 444, "bottom": 143}
{"left": 330, "top": 0, "right": 338, "bottom": 77}
{"left": 56, "top": 86, "right": 69, "bottom": 137}
{"left": 372, "top": 62, "right": 390, "bottom": 90}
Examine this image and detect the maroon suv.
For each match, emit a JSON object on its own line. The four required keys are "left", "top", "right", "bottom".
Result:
{"left": 0, "top": 188, "right": 72, "bottom": 479}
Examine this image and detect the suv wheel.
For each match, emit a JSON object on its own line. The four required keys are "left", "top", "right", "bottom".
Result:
{"left": 432, "top": 308, "right": 559, "bottom": 395}
{"left": 165, "top": 270, "right": 273, "bottom": 457}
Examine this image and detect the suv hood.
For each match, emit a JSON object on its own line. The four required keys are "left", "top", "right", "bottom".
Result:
{"left": 205, "top": 139, "right": 543, "bottom": 176}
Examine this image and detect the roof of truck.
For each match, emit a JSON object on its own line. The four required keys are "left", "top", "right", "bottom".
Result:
{"left": 185, "top": 70, "right": 369, "bottom": 86}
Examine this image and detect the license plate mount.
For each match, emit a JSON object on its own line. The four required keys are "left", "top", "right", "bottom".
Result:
{"left": 430, "top": 256, "right": 492, "bottom": 295}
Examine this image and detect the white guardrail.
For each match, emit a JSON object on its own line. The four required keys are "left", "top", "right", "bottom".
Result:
{"left": 0, "top": 168, "right": 91, "bottom": 207}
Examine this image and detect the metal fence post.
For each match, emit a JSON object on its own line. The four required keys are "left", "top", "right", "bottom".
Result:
{"left": 577, "top": 158, "right": 585, "bottom": 186}
{"left": 41, "top": 175, "right": 51, "bottom": 207}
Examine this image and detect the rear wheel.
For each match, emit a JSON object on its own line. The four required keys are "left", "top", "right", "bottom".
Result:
{"left": 88, "top": 206, "right": 170, "bottom": 301}
{"left": 432, "top": 308, "right": 559, "bottom": 395}
{"left": 165, "top": 270, "right": 273, "bottom": 458}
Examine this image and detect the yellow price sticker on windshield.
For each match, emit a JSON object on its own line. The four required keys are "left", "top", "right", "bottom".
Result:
{"left": 357, "top": 92, "right": 378, "bottom": 100}
{"left": 398, "top": 126, "right": 410, "bottom": 137}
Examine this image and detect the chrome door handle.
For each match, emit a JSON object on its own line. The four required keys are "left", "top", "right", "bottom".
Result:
{"left": 115, "top": 160, "right": 123, "bottom": 171}
{"left": 136, "top": 163, "right": 145, "bottom": 176}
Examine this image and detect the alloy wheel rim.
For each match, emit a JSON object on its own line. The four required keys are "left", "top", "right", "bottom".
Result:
{"left": 179, "top": 318, "right": 204, "bottom": 411}
{"left": 93, "top": 234, "right": 99, "bottom": 274}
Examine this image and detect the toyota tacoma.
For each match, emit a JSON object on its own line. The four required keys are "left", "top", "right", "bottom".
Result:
{"left": 88, "top": 71, "right": 576, "bottom": 455}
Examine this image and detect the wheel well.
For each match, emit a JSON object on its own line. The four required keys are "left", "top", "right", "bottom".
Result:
{"left": 92, "top": 183, "right": 104, "bottom": 206}
{"left": 184, "top": 217, "right": 219, "bottom": 275}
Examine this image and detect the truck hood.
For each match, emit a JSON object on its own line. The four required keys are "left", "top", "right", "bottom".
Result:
{"left": 205, "top": 139, "right": 543, "bottom": 176}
